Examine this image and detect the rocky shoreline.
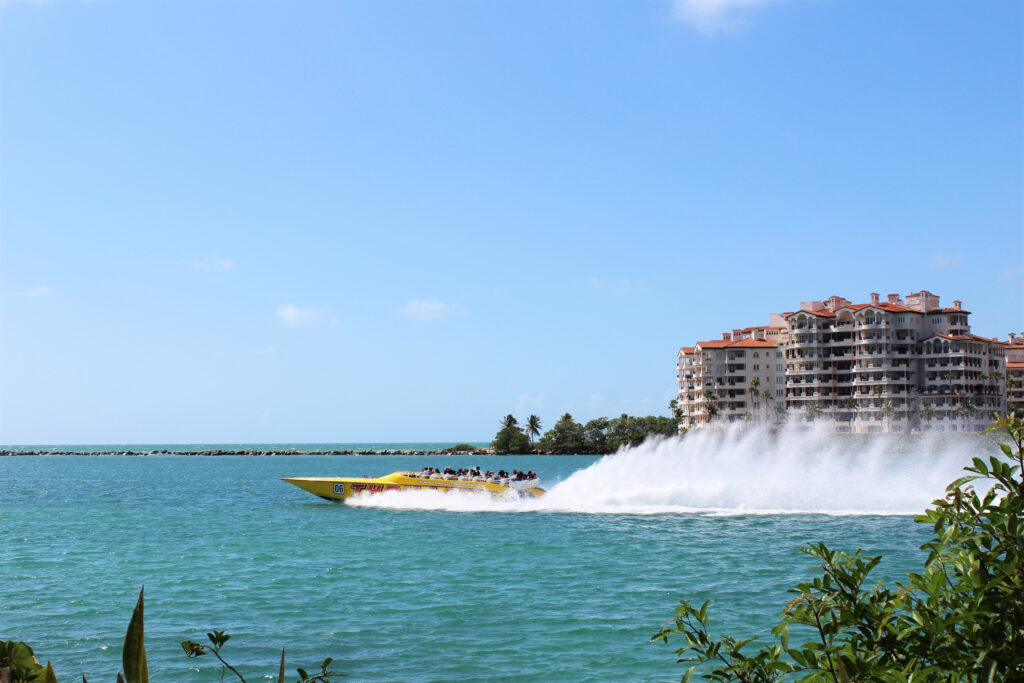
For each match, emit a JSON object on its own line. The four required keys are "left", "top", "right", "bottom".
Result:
{"left": 0, "top": 448, "right": 495, "bottom": 457}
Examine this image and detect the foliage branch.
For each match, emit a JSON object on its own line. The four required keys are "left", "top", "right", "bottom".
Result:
{"left": 653, "top": 413, "right": 1024, "bottom": 681}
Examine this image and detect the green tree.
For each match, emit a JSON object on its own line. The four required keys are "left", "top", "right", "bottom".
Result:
{"left": 702, "top": 389, "right": 720, "bottom": 423}
{"left": 761, "top": 390, "right": 773, "bottom": 425}
{"left": 842, "top": 397, "right": 857, "bottom": 426}
{"left": 880, "top": 399, "right": 894, "bottom": 432}
{"left": 748, "top": 378, "right": 760, "bottom": 423}
{"left": 537, "top": 413, "right": 585, "bottom": 454}
{"left": 501, "top": 414, "right": 518, "bottom": 429}
{"left": 670, "top": 398, "right": 684, "bottom": 423}
{"left": 525, "top": 414, "right": 543, "bottom": 443}
{"left": 954, "top": 397, "right": 976, "bottom": 433}
{"left": 491, "top": 423, "right": 531, "bottom": 454}
{"left": 654, "top": 414, "right": 1024, "bottom": 681}
{"left": 582, "top": 417, "right": 611, "bottom": 454}
{"left": 920, "top": 403, "right": 935, "bottom": 429}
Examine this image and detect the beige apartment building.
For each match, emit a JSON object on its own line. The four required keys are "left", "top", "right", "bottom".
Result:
{"left": 1006, "top": 333, "right": 1024, "bottom": 414}
{"left": 677, "top": 290, "right": 1009, "bottom": 433}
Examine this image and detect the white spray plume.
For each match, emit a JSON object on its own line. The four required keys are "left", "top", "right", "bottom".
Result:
{"left": 348, "top": 421, "right": 987, "bottom": 516}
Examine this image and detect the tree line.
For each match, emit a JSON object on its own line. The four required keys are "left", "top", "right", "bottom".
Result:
{"left": 491, "top": 411, "right": 679, "bottom": 454}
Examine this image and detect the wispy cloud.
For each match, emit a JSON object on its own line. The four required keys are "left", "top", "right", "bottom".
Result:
{"left": 517, "top": 393, "right": 546, "bottom": 414}
{"left": 672, "top": 0, "right": 782, "bottom": 35}
{"left": 188, "top": 257, "right": 233, "bottom": 272}
{"left": 399, "top": 298, "right": 463, "bottom": 321}
{"left": 929, "top": 252, "right": 963, "bottom": 269}
{"left": 254, "top": 345, "right": 277, "bottom": 356}
{"left": 276, "top": 304, "right": 322, "bottom": 328}
{"left": 26, "top": 285, "right": 51, "bottom": 297}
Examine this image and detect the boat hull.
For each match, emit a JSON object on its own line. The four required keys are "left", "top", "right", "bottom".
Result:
{"left": 283, "top": 471, "right": 545, "bottom": 503}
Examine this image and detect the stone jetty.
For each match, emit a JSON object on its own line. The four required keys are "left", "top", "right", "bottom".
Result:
{"left": 0, "top": 448, "right": 494, "bottom": 457}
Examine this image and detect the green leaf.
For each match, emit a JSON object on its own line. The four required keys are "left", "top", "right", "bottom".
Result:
{"left": 44, "top": 662, "right": 58, "bottom": 683}
{"left": 122, "top": 587, "right": 148, "bottom": 683}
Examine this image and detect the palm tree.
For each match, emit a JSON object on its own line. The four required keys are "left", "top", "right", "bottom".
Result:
{"left": 988, "top": 370, "right": 1004, "bottom": 407}
{"left": 501, "top": 414, "right": 518, "bottom": 429}
{"left": 944, "top": 371, "right": 956, "bottom": 396}
{"left": 762, "top": 389, "right": 773, "bottom": 424}
{"left": 748, "top": 378, "right": 760, "bottom": 423}
{"left": 881, "top": 400, "right": 894, "bottom": 432}
{"left": 702, "top": 389, "right": 719, "bottom": 423}
{"left": 921, "top": 404, "right": 935, "bottom": 427}
{"left": 843, "top": 396, "right": 858, "bottom": 426}
{"left": 525, "top": 414, "right": 542, "bottom": 443}
{"left": 806, "top": 401, "right": 823, "bottom": 422}
{"left": 954, "top": 397, "right": 976, "bottom": 433}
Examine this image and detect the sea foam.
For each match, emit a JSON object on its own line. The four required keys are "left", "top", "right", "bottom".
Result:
{"left": 347, "top": 422, "right": 985, "bottom": 516}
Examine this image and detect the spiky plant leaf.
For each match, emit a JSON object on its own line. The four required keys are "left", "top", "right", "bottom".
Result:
{"left": 121, "top": 587, "right": 148, "bottom": 683}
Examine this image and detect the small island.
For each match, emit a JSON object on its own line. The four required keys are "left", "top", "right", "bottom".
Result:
{"left": 491, "top": 411, "right": 679, "bottom": 454}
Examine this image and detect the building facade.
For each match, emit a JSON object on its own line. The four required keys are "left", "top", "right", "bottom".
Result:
{"left": 1006, "top": 333, "right": 1024, "bottom": 415}
{"left": 677, "top": 291, "right": 1009, "bottom": 433}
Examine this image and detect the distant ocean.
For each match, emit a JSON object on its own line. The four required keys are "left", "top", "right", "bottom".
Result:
{"left": 3, "top": 426, "right": 980, "bottom": 681}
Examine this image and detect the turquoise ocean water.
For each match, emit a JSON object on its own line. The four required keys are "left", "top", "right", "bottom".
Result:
{"left": 2, "top": 429, "right": 980, "bottom": 682}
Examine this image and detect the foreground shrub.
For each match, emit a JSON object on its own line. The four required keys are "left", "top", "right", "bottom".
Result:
{"left": 654, "top": 413, "right": 1024, "bottom": 681}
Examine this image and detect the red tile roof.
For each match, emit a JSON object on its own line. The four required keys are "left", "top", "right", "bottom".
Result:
{"left": 923, "top": 334, "right": 1005, "bottom": 344}
{"left": 740, "top": 325, "right": 785, "bottom": 333}
{"left": 1007, "top": 362, "right": 1024, "bottom": 369}
{"left": 694, "top": 339, "right": 778, "bottom": 349}
{"left": 786, "top": 301, "right": 972, "bottom": 318}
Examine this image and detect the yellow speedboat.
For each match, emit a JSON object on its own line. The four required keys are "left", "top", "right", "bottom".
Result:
{"left": 283, "top": 470, "right": 546, "bottom": 503}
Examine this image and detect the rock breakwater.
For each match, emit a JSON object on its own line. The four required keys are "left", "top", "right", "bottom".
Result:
{"left": 0, "top": 448, "right": 493, "bottom": 457}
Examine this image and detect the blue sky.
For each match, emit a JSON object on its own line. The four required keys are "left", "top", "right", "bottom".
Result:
{"left": 1, "top": 0, "right": 1022, "bottom": 444}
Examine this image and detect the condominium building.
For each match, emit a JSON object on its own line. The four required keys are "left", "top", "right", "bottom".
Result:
{"left": 677, "top": 317, "right": 790, "bottom": 428}
{"left": 677, "top": 290, "right": 1008, "bottom": 433}
{"left": 1006, "top": 333, "right": 1024, "bottom": 414}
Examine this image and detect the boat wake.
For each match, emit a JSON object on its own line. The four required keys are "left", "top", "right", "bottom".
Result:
{"left": 347, "top": 422, "right": 985, "bottom": 516}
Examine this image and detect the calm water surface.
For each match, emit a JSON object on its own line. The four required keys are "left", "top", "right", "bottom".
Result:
{"left": 1, "top": 453, "right": 929, "bottom": 682}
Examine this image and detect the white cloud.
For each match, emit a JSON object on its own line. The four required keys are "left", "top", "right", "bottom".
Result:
{"left": 188, "top": 257, "right": 233, "bottom": 272}
{"left": 673, "top": 0, "right": 781, "bottom": 35}
{"left": 399, "top": 298, "right": 462, "bottom": 321}
{"left": 929, "top": 252, "right": 963, "bottom": 269}
{"left": 276, "top": 304, "right": 321, "bottom": 327}
{"left": 588, "top": 393, "right": 605, "bottom": 408}
{"left": 27, "top": 285, "right": 50, "bottom": 297}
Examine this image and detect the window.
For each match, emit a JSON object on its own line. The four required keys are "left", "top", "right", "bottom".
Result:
{"left": 753, "top": 352, "right": 760, "bottom": 358}
{"left": 753, "top": 364, "right": 760, "bottom": 370}
{"left": 776, "top": 389, "right": 783, "bottom": 396}
{"left": 777, "top": 364, "right": 784, "bottom": 371}
{"left": 776, "top": 377, "right": 783, "bottom": 383}
{"left": 776, "top": 351, "right": 783, "bottom": 358}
